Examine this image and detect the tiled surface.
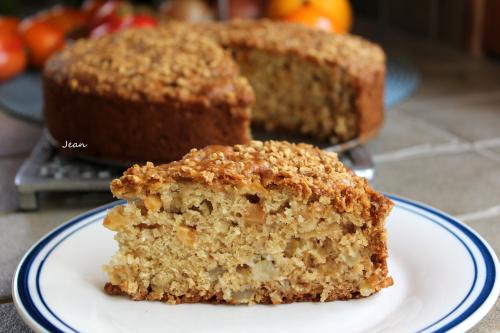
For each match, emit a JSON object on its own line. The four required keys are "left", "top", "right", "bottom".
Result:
{"left": 0, "top": 303, "right": 32, "bottom": 333}
{"left": 0, "top": 32, "right": 499, "bottom": 332}
{"left": 469, "top": 299, "right": 500, "bottom": 333}
{"left": 0, "top": 209, "right": 87, "bottom": 297}
{"left": 407, "top": 56, "right": 500, "bottom": 101}
{"left": 0, "top": 111, "right": 41, "bottom": 158}
{"left": 373, "top": 151, "right": 500, "bottom": 216}
{"left": 0, "top": 192, "right": 112, "bottom": 298}
{"left": 365, "top": 111, "right": 459, "bottom": 156}
{"left": 400, "top": 92, "right": 500, "bottom": 141}
{"left": 489, "top": 146, "right": 500, "bottom": 156}
{"left": 466, "top": 216, "right": 500, "bottom": 257}
{"left": 0, "top": 158, "right": 25, "bottom": 213}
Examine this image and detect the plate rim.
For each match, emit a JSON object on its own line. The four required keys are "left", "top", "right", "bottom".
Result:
{"left": 12, "top": 195, "right": 499, "bottom": 333}
{"left": 392, "top": 196, "right": 499, "bottom": 333}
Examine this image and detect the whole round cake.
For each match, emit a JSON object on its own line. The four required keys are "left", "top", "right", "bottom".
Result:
{"left": 44, "top": 27, "right": 254, "bottom": 163}
{"left": 44, "top": 20, "right": 385, "bottom": 163}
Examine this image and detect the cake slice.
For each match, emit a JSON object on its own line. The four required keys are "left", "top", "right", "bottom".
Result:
{"left": 103, "top": 141, "right": 393, "bottom": 304}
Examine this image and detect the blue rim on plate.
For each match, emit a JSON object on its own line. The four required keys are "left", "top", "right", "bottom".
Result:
{"left": 12, "top": 195, "right": 499, "bottom": 333}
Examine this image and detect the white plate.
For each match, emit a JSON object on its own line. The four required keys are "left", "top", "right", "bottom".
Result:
{"left": 13, "top": 195, "right": 499, "bottom": 333}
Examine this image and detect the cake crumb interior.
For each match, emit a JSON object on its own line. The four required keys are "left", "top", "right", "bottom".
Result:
{"left": 104, "top": 183, "right": 391, "bottom": 304}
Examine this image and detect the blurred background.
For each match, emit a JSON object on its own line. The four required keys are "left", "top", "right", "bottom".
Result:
{"left": 2, "top": 0, "right": 500, "bottom": 58}
{"left": 1, "top": 0, "right": 500, "bottom": 72}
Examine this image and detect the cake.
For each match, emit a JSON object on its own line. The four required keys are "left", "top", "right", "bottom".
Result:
{"left": 44, "top": 20, "right": 385, "bottom": 164}
{"left": 181, "top": 19, "right": 386, "bottom": 143}
{"left": 103, "top": 141, "right": 393, "bottom": 304}
{"left": 43, "top": 27, "right": 254, "bottom": 163}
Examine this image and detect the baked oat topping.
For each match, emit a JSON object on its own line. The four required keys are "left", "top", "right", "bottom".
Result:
{"left": 111, "top": 141, "right": 390, "bottom": 218}
{"left": 44, "top": 27, "right": 252, "bottom": 103}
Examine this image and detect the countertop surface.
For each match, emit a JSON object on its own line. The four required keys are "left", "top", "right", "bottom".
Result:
{"left": 0, "top": 30, "right": 499, "bottom": 332}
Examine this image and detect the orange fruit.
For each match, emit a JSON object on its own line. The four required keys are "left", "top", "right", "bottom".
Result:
{"left": 19, "top": 19, "right": 65, "bottom": 68}
{"left": 0, "top": 17, "right": 20, "bottom": 35}
{"left": 0, "top": 32, "right": 27, "bottom": 81}
{"left": 267, "top": 0, "right": 304, "bottom": 18}
{"left": 309, "top": 0, "right": 352, "bottom": 33}
{"left": 45, "top": 6, "right": 87, "bottom": 33}
{"left": 283, "top": 5, "right": 337, "bottom": 32}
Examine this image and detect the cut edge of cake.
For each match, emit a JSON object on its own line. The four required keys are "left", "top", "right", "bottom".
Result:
{"left": 164, "top": 19, "right": 386, "bottom": 143}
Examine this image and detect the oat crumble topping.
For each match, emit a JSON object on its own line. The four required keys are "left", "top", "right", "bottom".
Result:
{"left": 111, "top": 141, "right": 376, "bottom": 208}
{"left": 44, "top": 27, "right": 252, "bottom": 103}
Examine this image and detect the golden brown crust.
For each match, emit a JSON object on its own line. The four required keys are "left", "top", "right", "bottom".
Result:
{"left": 111, "top": 141, "right": 393, "bottom": 218}
{"left": 44, "top": 27, "right": 253, "bottom": 106}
